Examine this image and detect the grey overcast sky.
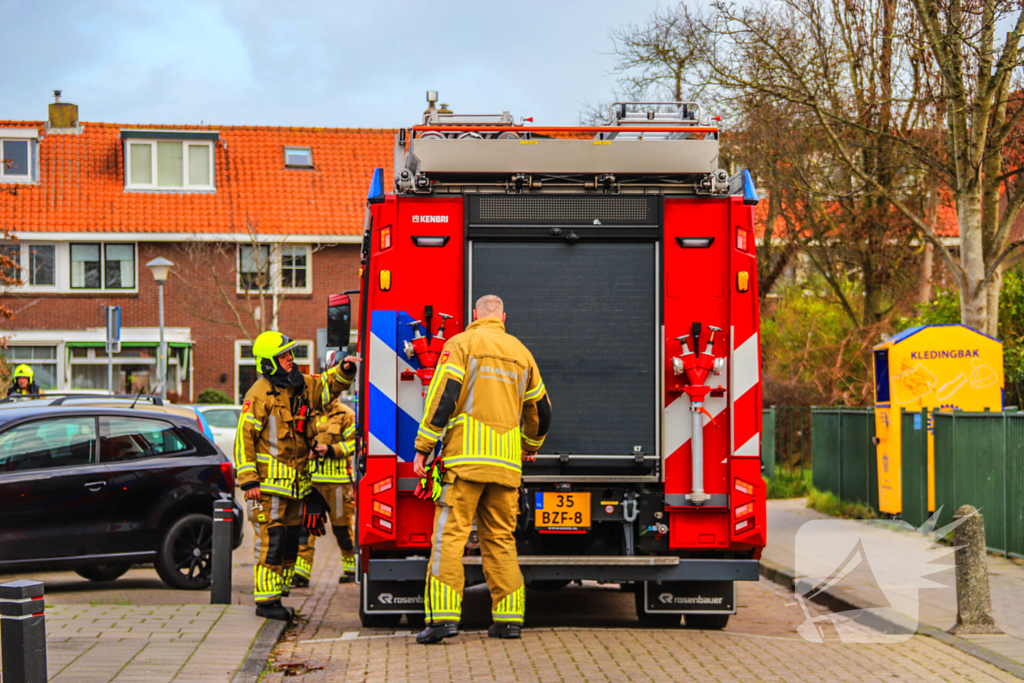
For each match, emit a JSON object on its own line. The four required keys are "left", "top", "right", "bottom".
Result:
{"left": 0, "top": 0, "right": 666, "bottom": 128}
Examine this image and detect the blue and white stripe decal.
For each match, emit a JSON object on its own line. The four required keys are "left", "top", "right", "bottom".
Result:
{"left": 368, "top": 310, "right": 433, "bottom": 462}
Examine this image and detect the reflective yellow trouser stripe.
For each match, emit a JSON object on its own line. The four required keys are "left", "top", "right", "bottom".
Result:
{"left": 341, "top": 555, "right": 356, "bottom": 573}
{"left": 294, "top": 556, "right": 312, "bottom": 579}
{"left": 254, "top": 565, "right": 285, "bottom": 603}
{"left": 425, "top": 575, "right": 462, "bottom": 622}
{"left": 492, "top": 585, "right": 525, "bottom": 623}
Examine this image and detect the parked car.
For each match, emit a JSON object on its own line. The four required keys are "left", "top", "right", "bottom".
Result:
{"left": 1, "top": 394, "right": 221, "bottom": 450}
{"left": 193, "top": 404, "right": 242, "bottom": 455}
{"left": 0, "top": 402, "right": 243, "bottom": 589}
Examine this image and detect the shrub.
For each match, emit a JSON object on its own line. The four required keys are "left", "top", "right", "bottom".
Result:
{"left": 806, "top": 488, "right": 877, "bottom": 519}
{"left": 197, "top": 388, "right": 233, "bottom": 404}
{"left": 765, "top": 468, "right": 813, "bottom": 499}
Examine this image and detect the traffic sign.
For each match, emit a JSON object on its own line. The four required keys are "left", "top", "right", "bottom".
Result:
{"left": 106, "top": 306, "right": 121, "bottom": 354}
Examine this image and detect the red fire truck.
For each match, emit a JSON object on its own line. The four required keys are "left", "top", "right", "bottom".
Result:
{"left": 334, "top": 96, "right": 765, "bottom": 629}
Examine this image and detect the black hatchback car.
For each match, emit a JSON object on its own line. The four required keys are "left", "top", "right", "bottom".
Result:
{"left": 0, "top": 403, "right": 243, "bottom": 589}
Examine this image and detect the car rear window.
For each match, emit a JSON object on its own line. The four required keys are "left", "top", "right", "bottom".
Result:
{"left": 0, "top": 417, "right": 97, "bottom": 472}
{"left": 204, "top": 409, "right": 241, "bottom": 429}
{"left": 100, "top": 416, "right": 191, "bottom": 462}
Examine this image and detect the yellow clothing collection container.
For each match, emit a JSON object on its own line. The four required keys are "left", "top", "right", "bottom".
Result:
{"left": 873, "top": 324, "right": 1003, "bottom": 515}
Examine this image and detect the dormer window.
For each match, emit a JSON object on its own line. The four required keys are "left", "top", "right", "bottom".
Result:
{"left": 122, "top": 130, "right": 217, "bottom": 191}
{"left": 284, "top": 146, "right": 313, "bottom": 168}
{"left": 0, "top": 129, "right": 39, "bottom": 183}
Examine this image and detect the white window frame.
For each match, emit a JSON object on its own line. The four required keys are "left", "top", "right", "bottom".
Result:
{"left": 2, "top": 344, "right": 59, "bottom": 390}
{"left": 69, "top": 346, "right": 182, "bottom": 394}
{"left": 125, "top": 139, "right": 215, "bottom": 191}
{"left": 0, "top": 129, "right": 38, "bottom": 184}
{"left": 69, "top": 242, "right": 138, "bottom": 292}
{"left": 1, "top": 242, "right": 59, "bottom": 292}
{"left": 234, "top": 339, "right": 314, "bottom": 402}
{"left": 235, "top": 243, "right": 312, "bottom": 295}
{"left": 284, "top": 146, "right": 313, "bottom": 168}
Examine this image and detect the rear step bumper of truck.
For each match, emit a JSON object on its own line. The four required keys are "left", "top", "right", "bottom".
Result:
{"left": 368, "top": 557, "right": 759, "bottom": 583}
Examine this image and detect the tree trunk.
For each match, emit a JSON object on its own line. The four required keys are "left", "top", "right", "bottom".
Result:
{"left": 918, "top": 242, "right": 934, "bottom": 304}
{"left": 985, "top": 266, "right": 1002, "bottom": 337}
{"left": 958, "top": 190, "right": 988, "bottom": 330}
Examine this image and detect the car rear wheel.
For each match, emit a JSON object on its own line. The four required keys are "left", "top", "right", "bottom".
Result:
{"left": 156, "top": 513, "right": 213, "bottom": 590}
{"left": 75, "top": 563, "right": 132, "bottom": 582}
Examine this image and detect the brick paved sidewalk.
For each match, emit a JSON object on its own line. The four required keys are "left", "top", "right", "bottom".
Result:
{"left": 0, "top": 518, "right": 271, "bottom": 681}
{"left": 264, "top": 534, "right": 1019, "bottom": 682}
{"left": 42, "top": 604, "right": 265, "bottom": 682}
{"left": 765, "top": 498, "right": 1024, "bottom": 669}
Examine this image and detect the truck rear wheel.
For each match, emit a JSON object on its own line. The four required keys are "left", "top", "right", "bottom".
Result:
{"left": 359, "top": 601, "right": 402, "bottom": 628}
{"left": 633, "top": 587, "right": 682, "bottom": 627}
{"left": 685, "top": 613, "right": 730, "bottom": 630}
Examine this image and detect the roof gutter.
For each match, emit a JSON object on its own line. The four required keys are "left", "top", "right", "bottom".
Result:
{"left": 10, "top": 231, "right": 362, "bottom": 244}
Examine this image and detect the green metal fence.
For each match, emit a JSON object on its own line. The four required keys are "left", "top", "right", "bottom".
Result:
{"left": 762, "top": 408, "right": 776, "bottom": 481}
{"left": 811, "top": 407, "right": 878, "bottom": 509}
{"left": 768, "top": 406, "right": 813, "bottom": 476}
{"left": 900, "top": 409, "right": 929, "bottom": 530}
{"left": 932, "top": 411, "right": 1024, "bottom": 558}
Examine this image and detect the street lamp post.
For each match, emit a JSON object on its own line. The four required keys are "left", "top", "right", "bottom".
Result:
{"left": 146, "top": 257, "right": 174, "bottom": 400}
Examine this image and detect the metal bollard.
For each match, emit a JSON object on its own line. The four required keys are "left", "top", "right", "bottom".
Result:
{"left": 0, "top": 579, "right": 47, "bottom": 683}
{"left": 211, "top": 499, "right": 234, "bottom": 605}
{"left": 949, "top": 505, "right": 1002, "bottom": 634}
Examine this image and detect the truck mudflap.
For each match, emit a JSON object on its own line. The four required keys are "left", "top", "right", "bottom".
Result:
{"left": 360, "top": 557, "right": 755, "bottom": 614}
{"left": 641, "top": 580, "right": 736, "bottom": 615}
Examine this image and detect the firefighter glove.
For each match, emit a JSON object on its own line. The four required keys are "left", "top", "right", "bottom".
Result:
{"left": 414, "top": 457, "right": 445, "bottom": 502}
{"left": 303, "top": 489, "right": 329, "bottom": 537}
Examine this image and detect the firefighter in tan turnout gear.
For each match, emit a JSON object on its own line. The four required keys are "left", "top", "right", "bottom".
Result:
{"left": 3, "top": 364, "right": 43, "bottom": 398}
{"left": 234, "top": 331, "right": 357, "bottom": 621}
{"left": 413, "top": 294, "right": 552, "bottom": 644}
{"left": 292, "top": 398, "right": 358, "bottom": 587}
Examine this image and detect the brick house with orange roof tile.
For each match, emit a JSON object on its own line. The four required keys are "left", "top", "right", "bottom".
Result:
{"left": 0, "top": 95, "right": 394, "bottom": 402}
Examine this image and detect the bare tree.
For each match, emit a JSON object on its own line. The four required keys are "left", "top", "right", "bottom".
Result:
{"left": 691, "top": 0, "right": 1024, "bottom": 336}
{"left": 604, "top": 3, "right": 930, "bottom": 322}
{"left": 173, "top": 219, "right": 324, "bottom": 343}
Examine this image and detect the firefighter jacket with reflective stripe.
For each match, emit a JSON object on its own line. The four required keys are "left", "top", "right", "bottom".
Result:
{"left": 414, "top": 317, "right": 550, "bottom": 488}
{"left": 2, "top": 383, "right": 42, "bottom": 398}
{"left": 309, "top": 400, "right": 356, "bottom": 484}
{"left": 235, "top": 365, "right": 354, "bottom": 498}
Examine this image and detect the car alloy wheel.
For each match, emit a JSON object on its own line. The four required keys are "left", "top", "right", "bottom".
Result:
{"left": 156, "top": 513, "right": 214, "bottom": 590}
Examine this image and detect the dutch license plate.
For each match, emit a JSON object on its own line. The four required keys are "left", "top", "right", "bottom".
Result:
{"left": 534, "top": 492, "right": 590, "bottom": 530}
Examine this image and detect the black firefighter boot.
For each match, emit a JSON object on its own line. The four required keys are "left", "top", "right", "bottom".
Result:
{"left": 488, "top": 622, "right": 521, "bottom": 639}
{"left": 255, "top": 600, "right": 293, "bottom": 621}
{"left": 416, "top": 621, "right": 459, "bottom": 644}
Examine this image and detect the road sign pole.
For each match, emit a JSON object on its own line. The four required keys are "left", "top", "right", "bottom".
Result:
{"left": 106, "top": 306, "right": 121, "bottom": 394}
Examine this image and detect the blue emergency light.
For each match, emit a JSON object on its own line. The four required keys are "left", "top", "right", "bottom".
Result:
{"left": 741, "top": 169, "right": 759, "bottom": 206}
{"left": 367, "top": 168, "right": 385, "bottom": 204}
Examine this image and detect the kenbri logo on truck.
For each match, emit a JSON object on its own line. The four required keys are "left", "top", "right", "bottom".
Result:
{"left": 411, "top": 215, "right": 449, "bottom": 223}
{"left": 909, "top": 349, "right": 980, "bottom": 360}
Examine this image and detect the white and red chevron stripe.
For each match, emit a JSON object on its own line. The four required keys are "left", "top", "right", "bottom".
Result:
{"left": 730, "top": 327, "right": 760, "bottom": 457}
